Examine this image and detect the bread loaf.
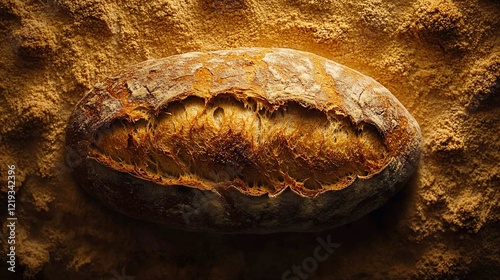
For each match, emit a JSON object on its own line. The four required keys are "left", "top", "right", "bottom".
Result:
{"left": 66, "top": 48, "right": 422, "bottom": 233}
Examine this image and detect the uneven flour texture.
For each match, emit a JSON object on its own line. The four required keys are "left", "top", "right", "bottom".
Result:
{"left": 0, "top": 0, "right": 499, "bottom": 279}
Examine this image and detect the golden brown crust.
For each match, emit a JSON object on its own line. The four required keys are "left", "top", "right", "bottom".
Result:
{"left": 66, "top": 48, "right": 422, "bottom": 233}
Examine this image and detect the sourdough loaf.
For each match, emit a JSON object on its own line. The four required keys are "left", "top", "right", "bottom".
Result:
{"left": 66, "top": 48, "right": 422, "bottom": 233}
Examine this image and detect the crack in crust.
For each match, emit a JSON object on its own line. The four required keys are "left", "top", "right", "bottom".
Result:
{"left": 91, "top": 94, "right": 390, "bottom": 197}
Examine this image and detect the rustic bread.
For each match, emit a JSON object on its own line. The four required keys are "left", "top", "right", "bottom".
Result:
{"left": 66, "top": 48, "right": 422, "bottom": 233}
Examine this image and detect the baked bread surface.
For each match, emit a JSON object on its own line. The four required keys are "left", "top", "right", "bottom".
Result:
{"left": 66, "top": 48, "right": 422, "bottom": 233}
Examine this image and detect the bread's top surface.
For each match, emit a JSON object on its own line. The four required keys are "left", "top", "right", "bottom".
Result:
{"left": 67, "top": 48, "right": 421, "bottom": 197}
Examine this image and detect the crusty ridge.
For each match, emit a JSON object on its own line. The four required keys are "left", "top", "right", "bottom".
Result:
{"left": 67, "top": 48, "right": 420, "bottom": 198}
{"left": 91, "top": 94, "right": 390, "bottom": 197}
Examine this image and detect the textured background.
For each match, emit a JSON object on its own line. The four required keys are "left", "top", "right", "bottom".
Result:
{"left": 0, "top": 0, "right": 499, "bottom": 279}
